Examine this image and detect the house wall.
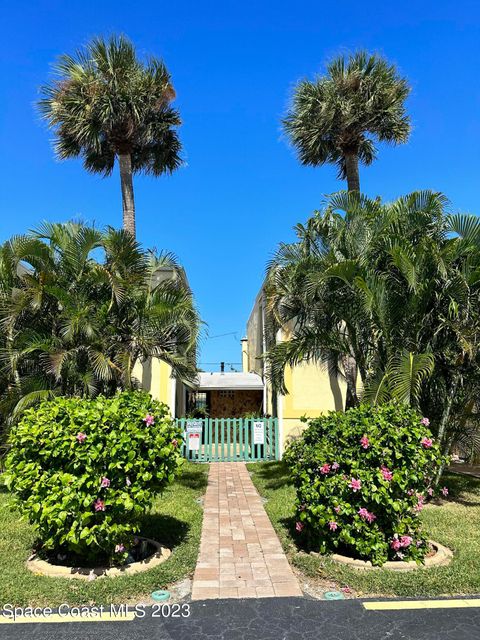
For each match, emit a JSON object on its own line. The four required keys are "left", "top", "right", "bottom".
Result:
{"left": 132, "top": 357, "right": 175, "bottom": 416}
{"left": 246, "top": 289, "right": 265, "bottom": 376}
{"left": 279, "top": 362, "right": 346, "bottom": 449}
{"left": 209, "top": 390, "right": 263, "bottom": 418}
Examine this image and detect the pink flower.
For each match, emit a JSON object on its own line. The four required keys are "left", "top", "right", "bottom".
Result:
{"left": 115, "top": 544, "right": 125, "bottom": 553}
{"left": 143, "top": 413, "right": 155, "bottom": 426}
{"left": 360, "top": 435, "right": 370, "bottom": 449}
{"left": 441, "top": 486, "right": 449, "bottom": 496}
{"left": 358, "top": 508, "right": 376, "bottom": 523}
{"left": 331, "top": 462, "right": 340, "bottom": 471}
{"left": 407, "top": 488, "right": 415, "bottom": 496}
{"left": 400, "top": 535, "right": 413, "bottom": 548}
{"left": 421, "top": 437, "right": 433, "bottom": 448}
{"left": 320, "top": 463, "right": 331, "bottom": 475}
{"left": 381, "top": 466, "right": 393, "bottom": 481}
{"left": 421, "top": 417, "right": 430, "bottom": 426}
{"left": 334, "top": 505, "right": 341, "bottom": 514}
{"left": 427, "top": 487, "right": 434, "bottom": 497}
{"left": 341, "top": 586, "right": 351, "bottom": 594}
{"left": 94, "top": 499, "right": 105, "bottom": 512}
{"left": 126, "top": 477, "right": 132, "bottom": 487}
{"left": 349, "top": 478, "right": 362, "bottom": 492}
{"left": 295, "top": 521, "right": 304, "bottom": 533}
{"left": 390, "top": 536, "right": 402, "bottom": 551}
{"left": 76, "top": 432, "right": 86, "bottom": 443}
{"left": 414, "top": 500, "right": 424, "bottom": 512}
{"left": 172, "top": 438, "right": 179, "bottom": 448}
{"left": 101, "top": 477, "right": 110, "bottom": 488}
{"left": 328, "top": 521, "right": 338, "bottom": 531}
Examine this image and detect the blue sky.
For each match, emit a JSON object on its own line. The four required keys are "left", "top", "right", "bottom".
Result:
{"left": 1, "top": 0, "right": 479, "bottom": 371}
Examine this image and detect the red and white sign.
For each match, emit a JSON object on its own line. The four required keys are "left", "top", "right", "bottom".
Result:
{"left": 188, "top": 432, "right": 200, "bottom": 451}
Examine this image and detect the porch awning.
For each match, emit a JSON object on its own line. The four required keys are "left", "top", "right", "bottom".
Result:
{"left": 196, "top": 372, "right": 264, "bottom": 391}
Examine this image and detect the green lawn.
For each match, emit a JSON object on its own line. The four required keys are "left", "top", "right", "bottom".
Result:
{"left": 248, "top": 461, "right": 480, "bottom": 597}
{"left": 0, "top": 462, "right": 208, "bottom": 606}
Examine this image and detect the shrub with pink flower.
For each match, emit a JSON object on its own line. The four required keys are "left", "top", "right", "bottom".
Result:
{"left": 380, "top": 466, "right": 393, "bottom": 481}
{"left": 360, "top": 435, "right": 370, "bottom": 449}
{"left": 349, "top": 478, "right": 362, "bottom": 492}
{"left": 319, "top": 463, "right": 331, "bottom": 474}
{"left": 421, "top": 417, "right": 430, "bottom": 426}
{"left": 4, "top": 391, "right": 183, "bottom": 565}
{"left": 358, "top": 508, "right": 376, "bottom": 523}
{"left": 400, "top": 535, "right": 413, "bottom": 547}
{"left": 285, "top": 402, "right": 445, "bottom": 566}
{"left": 421, "top": 437, "right": 433, "bottom": 448}
{"left": 94, "top": 499, "right": 106, "bottom": 512}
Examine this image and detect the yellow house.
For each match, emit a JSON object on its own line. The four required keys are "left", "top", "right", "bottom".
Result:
{"left": 244, "top": 286, "right": 347, "bottom": 453}
{"left": 132, "top": 357, "right": 188, "bottom": 418}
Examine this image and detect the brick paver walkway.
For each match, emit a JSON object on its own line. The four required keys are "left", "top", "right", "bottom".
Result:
{"left": 191, "top": 462, "right": 302, "bottom": 600}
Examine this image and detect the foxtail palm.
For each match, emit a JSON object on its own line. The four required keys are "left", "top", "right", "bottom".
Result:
{"left": 0, "top": 223, "right": 200, "bottom": 423}
{"left": 38, "top": 35, "right": 182, "bottom": 237}
{"left": 283, "top": 52, "right": 411, "bottom": 191}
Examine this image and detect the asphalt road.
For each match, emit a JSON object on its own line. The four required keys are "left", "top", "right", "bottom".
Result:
{"left": 1, "top": 597, "right": 480, "bottom": 640}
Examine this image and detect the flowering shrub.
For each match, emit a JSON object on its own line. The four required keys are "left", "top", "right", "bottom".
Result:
{"left": 284, "top": 403, "right": 446, "bottom": 566}
{"left": 4, "top": 391, "right": 182, "bottom": 565}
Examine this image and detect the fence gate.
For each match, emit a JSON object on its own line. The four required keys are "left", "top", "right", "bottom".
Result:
{"left": 176, "top": 418, "right": 280, "bottom": 462}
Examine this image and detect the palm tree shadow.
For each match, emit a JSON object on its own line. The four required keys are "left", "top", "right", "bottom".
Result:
{"left": 252, "top": 461, "right": 292, "bottom": 491}
{"left": 442, "top": 472, "right": 480, "bottom": 508}
{"left": 140, "top": 513, "right": 190, "bottom": 548}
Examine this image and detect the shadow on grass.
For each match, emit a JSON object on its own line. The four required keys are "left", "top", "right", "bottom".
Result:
{"left": 140, "top": 513, "right": 190, "bottom": 549}
{"left": 176, "top": 467, "right": 209, "bottom": 492}
{"left": 251, "top": 461, "right": 292, "bottom": 491}
{"left": 443, "top": 472, "right": 480, "bottom": 507}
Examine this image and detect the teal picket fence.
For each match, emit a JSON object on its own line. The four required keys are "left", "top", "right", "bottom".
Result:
{"left": 176, "top": 418, "right": 280, "bottom": 462}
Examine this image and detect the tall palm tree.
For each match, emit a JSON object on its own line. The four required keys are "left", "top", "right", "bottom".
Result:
{"left": 282, "top": 52, "right": 411, "bottom": 191}
{"left": 38, "top": 35, "right": 182, "bottom": 237}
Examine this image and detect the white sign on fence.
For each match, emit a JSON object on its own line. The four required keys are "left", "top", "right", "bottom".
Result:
{"left": 188, "top": 432, "right": 201, "bottom": 451}
{"left": 185, "top": 420, "right": 202, "bottom": 451}
{"left": 253, "top": 421, "right": 265, "bottom": 445}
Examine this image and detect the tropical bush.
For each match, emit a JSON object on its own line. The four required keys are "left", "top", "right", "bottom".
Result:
{"left": 265, "top": 191, "right": 480, "bottom": 463}
{"left": 4, "top": 391, "right": 182, "bottom": 565}
{"left": 284, "top": 403, "right": 445, "bottom": 566}
{"left": 0, "top": 222, "right": 200, "bottom": 431}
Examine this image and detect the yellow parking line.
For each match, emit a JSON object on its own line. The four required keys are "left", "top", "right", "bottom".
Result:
{"left": 364, "top": 599, "right": 480, "bottom": 611}
{"left": 0, "top": 612, "right": 136, "bottom": 624}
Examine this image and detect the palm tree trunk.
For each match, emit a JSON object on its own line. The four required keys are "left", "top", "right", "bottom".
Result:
{"left": 342, "top": 354, "right": 359, "bottom": 410}
{"left": 119, "top": 153, "right": 136, "bottom": 237}
{"left": 434, "top": 370, "right": 461, "bottom": 485}
{"left": 345, "top": 152, "right": 360, "bottom": 192}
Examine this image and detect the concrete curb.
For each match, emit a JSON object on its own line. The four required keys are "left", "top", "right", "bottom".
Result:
{"left": 26, "top": 537, "right": 171, "bottom": 580}
{"left": 329, "top": 541, "right": 453, "bottom": 571}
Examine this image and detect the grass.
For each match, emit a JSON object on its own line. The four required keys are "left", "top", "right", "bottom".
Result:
{"left": 0, "top": 462, "right": 208, "bottom": 606}
{"left": 248, "top": 461, "right": 480, "bottom": 597}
